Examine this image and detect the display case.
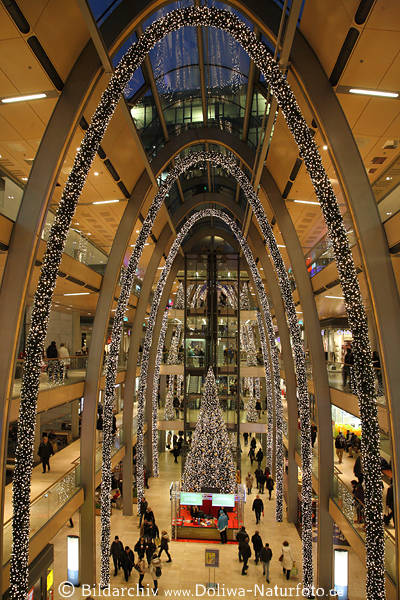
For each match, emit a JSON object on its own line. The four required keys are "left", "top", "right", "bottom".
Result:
{"left": 170, "top": 481, "right": 245, "bottom": 541}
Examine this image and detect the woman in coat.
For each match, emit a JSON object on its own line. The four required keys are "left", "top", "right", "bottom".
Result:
{"left": 245, "top": 473, "right": 254, "bottom": 495}
{"left": 150, "top": 553, "right": 162, "bottom": 595}
{"left": 158, "top": 530, "right": 172, "bottom": 561}
{"left": 136, "top": 558, "right": 147, "bottom": 590}
{"left": 281, "top": 540, "right": 294, "bottom": 580}
{"left": 217, "top": 509, "right": 229, "bottom": 544}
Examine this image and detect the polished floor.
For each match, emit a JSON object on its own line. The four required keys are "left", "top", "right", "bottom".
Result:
{"left": 51, "top": 443, "right": 366, "bottom": 599}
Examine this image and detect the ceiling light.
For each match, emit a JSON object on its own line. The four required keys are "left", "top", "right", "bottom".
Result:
{"left": 94, "top": 171, "right": 99, "bottom": 176}
{"left": 386, "top": 212, "right": 392, "bottom": 216}
{"left": 157, "top": 266, "right": 164, "bottom": 269}
{"left": 294, "top": 200, "right": 320, "bottom": 205}
{"left": 349, "top": 88, "right": 399, "bottom": 99}
{"left": 277, "top": 244, "right": 286, "bottom": 248}
{"left": 93, "top": 199, "right": 120, "bottom": 205}
{"left": 324, "top": 295, "right": 344, "bottom": 300}
{"left": 21, "top": 177, "right": 28, "bottom": 181}
{"left": 322, "top": 145, "right": 328, "bottom": 151}
{"left": 136, "top": 230, "right": 140, "bottom": 233}
{"left": 1, "top": 92, "right": 47, "bottom": 104}
{"left": 144, "top": 242, "right": 150, "bottom": 246}
{"left": 63, "top": 292, "right": 90, "bottom": 296}
{"left": 386, "top": 176, "right": 392, "bottom": 181}
{"left": 87, "top": 232, "right": 91, "bottom": 236}
{"left": 75, "top": 222, "right": 79, "bottom": 225}
{"left": 228, "top": 272, "right": 231, "bottom": 277}
{"left": 259, "top": 267, "right": 264, "bottom": 270}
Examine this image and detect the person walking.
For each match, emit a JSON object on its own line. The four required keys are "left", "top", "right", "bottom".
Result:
{"left": 240, "top": 538, "right": 251, "bottom": 575}
{"left": 252, "top": 495, "right": 264, "bottom": 524}
{"left": 150, "top": 553, "right": 162, "bottom": 595}
{"left": 260, "top": 542, "right": 273, "bottom": 583}
{"left": 217, "top": 508, "right": 229, "bottom": 544}
{"left": 256, "top": 448, "right": 264, "bottom": 468}
{"left": 120, "top": 546, "right": 134, "bottom": 581}
{"left": 258, "top": 471, "right": 266, "bottom": 494}
{"left": 146, "top": 539, "right": 157, "bottom": 565}
{"left": 139, "top": 496, "right": 148, "bottom": 528}
{"left": 251, "top": 530, "right": 263, "bottom": 564}
{"left": 134, "top": 537, "right": 147, "bottom": 561}
{"left": 311, "top": 424, "right": 317, "bottom": 448}
{"left": 280, "top": 540, "right": 294, "bottom": 580}
{"left": 243, "top": 432, "right": 249, "bottom": 446}
{"left": 158, "top": 530, "right": 172, "bottom": 561}
{"left": 250, "top": 437, "right": 257, "bottom": 451}
{"left": 38, "top": 434, "right": 54, "bottom": 473}
{"left": 254, "top": 466, "right": 263, "bottom": 493}
{"left": 236, "top": 526, "right": 249, "bottom": 562}
{"left": 266, "top": 475, "right": 275, "bottom": 500}
{"left": 335, "top": 432, "right": 346, "bottom": 464}
{"left": 110, "top": 536, "right": 124, "bottom": 576}
{"left": 353, "top": 455, "right": 364, "bottom": 484}
{"left": 245, "top": 472, "right": 254, "bottom": 495}
{"left": 172, "top": 443, "right": 180, "bottom": 463}
{"left": 248, "top": 446, "right": 255, "bottom": 465}
{"left": 136, "top": 557, "right": 147, "bottom": 590}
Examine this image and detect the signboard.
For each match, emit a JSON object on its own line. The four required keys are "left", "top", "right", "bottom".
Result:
{"left": 67, "top": 535, "right": 80, "bottom": 586}
{"left": 180, "top": 492, "right": 203, "bottom": 506}
{"left": 47, "top": 569, "right": 54, "bottom": 591}
{"left": 205, "top": 548, "right": 219, "bottom": 568}
{"left": 334, "top": 549, "right": 348, "bottom": 600}
{"left": 211, "top": 493, "right": 235, "bottom": 507}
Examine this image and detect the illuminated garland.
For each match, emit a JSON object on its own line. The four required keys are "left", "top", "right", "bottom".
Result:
{"left": 240, "top": 282, "right": 250, "bottom": 310}
{"left": 182, "top": 367, "right": 236, "bottom": 492}
{"left": 240, "top": 323, "right": 258, "bottom": 422}
{"left": 152, "top": 308, "right": 169, "bottom": 476}
{"left": 11, "top": 6, "right": 383, "bottom": 597}
{"left": 164, "top": 389, "right": 175, "bottom": 421}
{"left": 257, "top": 311, "right": 276, "bottom": 478}
{"left": 175, "top": 283, "right": 185, "bottom": 309}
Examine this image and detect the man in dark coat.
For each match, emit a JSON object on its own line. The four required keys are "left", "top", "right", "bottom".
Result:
{"left": 256, "top": 448, "right": 264, "bottom": 468}
{"left": 240, "top": 538, "right": 251, "bottom": 575}
{"left": 251, "top": 531, "right": 263, "bottom": 564}
{"left": 38, "top": 434, "right": 54, "bottom": 473}
{"left": 120, "top": 546, "right": 134, "bottom": 582}
{"left": 235, "top": 526, "right": 249, "bottom": 562}
{"left": 252, "top": 495, "right": 264, "bottom": 524}
{"left": 110, "top": 536, "right": 124, "bottom": 576}
{"left": 139, "top": 496, "right": 148, "bottom": 527}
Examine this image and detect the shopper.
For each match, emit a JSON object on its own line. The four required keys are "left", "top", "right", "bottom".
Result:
{"left": 120, "top": 546, "right": 134, "bottom": 582}
{"left": 172, "top": 443, "right": 180, "bottom": 463}
{"left": 240, "top": 538, "right": 251, "bottom": 575}
{"left": 146, "top": 539, "right": 157, "bottom": 565}
{"left": 250, "top": 437, "right": 257, "bottom": 451}
{"left": 150, "top": 553, "right": 162, "bottom": 595}
{"left": 46, "top": 340, "right": 59, "bottom": 383}
{"left": 251, "top": 530, "right": 263, "bottom": 564}
{"left": 266, "top": 475, "right": 275, "bottom": 501}
{"left": 260, "top": 542, "right": 273, "bottom": 582}
{"left": 335, "top": 432, "right": 346, "bottom": 464}
{"left": 144, "top": 506, "right": 155, "bottom": 524}
{"left": 258, "top": 471, "right": 266, "bottom": 494}
{"left": 236, "top": 526, "right": 249, "bottom": 562}
{"left": 353, "top": 455, "right": 364, "bottom": 484}
{"left": 58, "top": 342, "right": 70, "bottom": 379}
{"left": 311, "top": 424, "right": 317, "bottom": 448}
{"left": 354, "top": 481, "right": 365, "bottom": 523}
{"left": 139, "top": 496, "right": 148, "bottom": 527}
{"left": 243, "top": 432, "right": 249, "bottom": 446}
{"left": 134, "top": 537, "right": 147, "bottom": 560}
{"left": 342, "top": 347, "right": 354, "bottom": 388}
{"left": 110, "top": 536, "right": 124, "bottom": 576}
{"left": 158, "top": 530, "right": 172, "bottom": 561}
{"left": 38, "top": 434, "right": 54, "bottom": 473}
{"left": 385, "top": 479, "right": 395, "bottom": 526}
{"left": 255, "top": 400, "right": 262, "bottom": 420}
{"left": 136, "top": 558, "right": 147, "bottom": 590}
{"left": 166, "top": 432, "right": 172, "bottom": 449}
{"left": 217, "top": 508, "right": 229, "bottom": 544}
{"left": 248, "top": 446, "right": 255, "bottom": 465}
{"left": 256, "top": 448, "right": 264, "bottom": 468}
{"left": 280, "top": 540, "right": 294, "bottom": 580}
{"left": 245, "top": 472, "right": 254, "bottom": 495}
{"left": 252, "top": 495, "right": 264, "bottom": 524}
{"left": 254, "top": 466, "right": 263, "bottom": 492}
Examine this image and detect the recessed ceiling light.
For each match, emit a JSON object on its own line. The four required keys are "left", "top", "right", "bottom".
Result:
{"left": 75, "top": 222, "right": 79, "bottom": 225}
{"left": 93, "top": 199, "right": 120, "bottom": 205}
{"left": 94, "top": 171, "right": 99, "bottom": 176}
{"left": 21, "top": 177, "right": 28, "bottom": 181}
{"left": 87, "top": 232, "right": 91, "bottom": 235}
{"left": 63, "top": 292, "right": 90, "bottom": 296}
{"left": 349, "top": 88, "right": 399, "bottom": 99}
{"left": 386, "top": 212, "right": 392, "bottom": 216}
{"left": 294, "top": 200, "right": 319, "bottom": 205}
{"left": 386, "top": 176, "right": 392, "bottom": 181}
{"left": 277, "top": 244, "right": 286, "bottom": 248}
{"left": 324, "top": 295, "right": 344, "bottom": 300}
{"left": 144, "top": 243, "right": 150, "bottom": 246}
{"left": 322, "top": 145, "right": 328, "bottom": 151}
{"left": 1, "top": 92, "right": 47, "bottom": 104}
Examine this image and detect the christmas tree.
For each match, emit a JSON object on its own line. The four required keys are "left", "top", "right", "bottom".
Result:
{"left": 240, "top": 282, "right": 250, "bottom": 310}
{"left": 175, "top": 283, "right": 185, "bottom": 310}
{"left": 182, "top": 368, "right": 236, "bottom": 493}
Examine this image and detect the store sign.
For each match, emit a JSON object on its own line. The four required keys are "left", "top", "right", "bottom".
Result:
{"left": 205, "top": 549, "right": 219, "bottom": 568}
{"left": 47, "top": 569, "right": 54, "bottom": 591}
{"left": 180, "top": 492, "right": 203, "bottom": 505}
{"left": 211, "top": 493, "right": 235, "bottom": 507}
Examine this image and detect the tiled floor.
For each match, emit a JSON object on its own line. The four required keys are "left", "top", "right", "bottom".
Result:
{"left": 51, "top": 443, "right": 366, "bottom": 599}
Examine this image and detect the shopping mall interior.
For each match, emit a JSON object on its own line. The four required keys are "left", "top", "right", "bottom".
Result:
{"left": 0, "top": 0, "right": 400, "bottom": 599}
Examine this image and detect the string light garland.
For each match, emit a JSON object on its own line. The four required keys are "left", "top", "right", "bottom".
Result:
{"left": 240, "top": 322, "right": 258, "bottom": 422}
{"left": 182, "top": 367, "right": 236, "bottom": 492}
{"left": 152, "top": 308, "right": 169, "bottom": 476}
{"left": 10, "top": 6, "right": 382, "bottom": 597}
{"left": 175, "top": 283, "right": 185, "bottom": 309}
{"left": 240, "top": 282, "right": 250, "bottom": 310}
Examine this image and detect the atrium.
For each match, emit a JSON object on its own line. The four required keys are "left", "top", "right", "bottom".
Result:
{"left": 0, "top": 0, "right": 399, "bottom": 599}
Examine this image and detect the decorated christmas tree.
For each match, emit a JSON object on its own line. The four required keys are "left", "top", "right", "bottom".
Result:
{"left": 240, "top": 282, "right": 250, "bottom": 310}
{"left": 175, "top": 282, "right": 185, "bottom": 310}
{"left": 182, "top": 368, "right": 236, "bottom": 493}
{"left": 164, "top": 387, "right": 175, "bottom": 420}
